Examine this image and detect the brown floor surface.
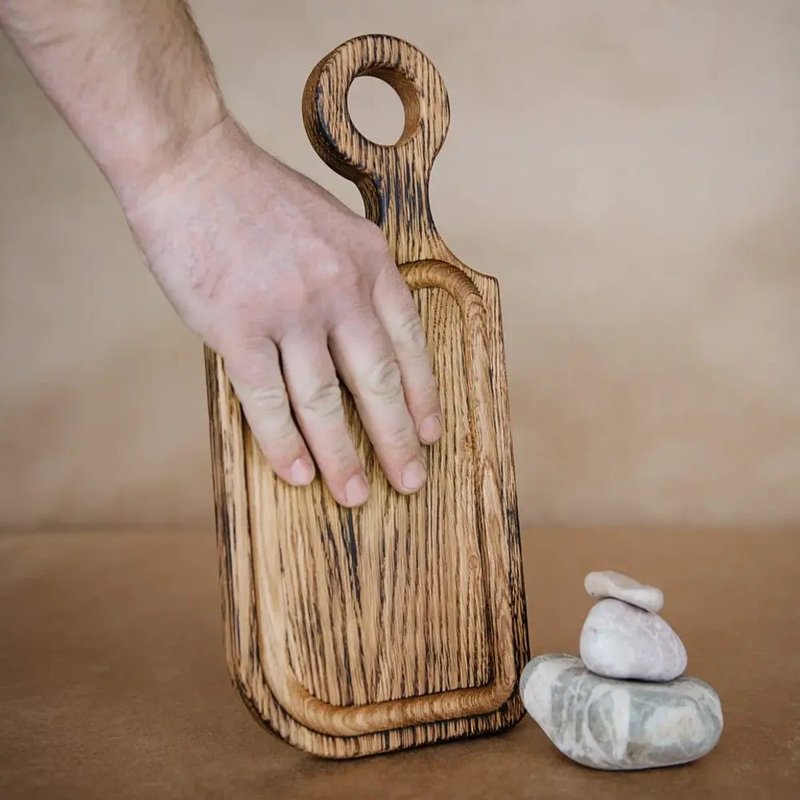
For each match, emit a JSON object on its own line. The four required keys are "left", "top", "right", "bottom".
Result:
{"left": 1, "top": 526, "right": 798, "bottom": 799}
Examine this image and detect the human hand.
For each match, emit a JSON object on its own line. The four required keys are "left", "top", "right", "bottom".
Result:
{"left": 124, "top": 118, "right": 442, "bottom": 507}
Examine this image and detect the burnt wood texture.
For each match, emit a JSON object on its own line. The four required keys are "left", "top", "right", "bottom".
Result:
{"left": 205, "top": 34, "right": 530, "bottom": 757}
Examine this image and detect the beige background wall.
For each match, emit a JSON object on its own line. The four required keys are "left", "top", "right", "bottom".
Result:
{"left": 1, "top": 0, "right": 798, "bottom": 529}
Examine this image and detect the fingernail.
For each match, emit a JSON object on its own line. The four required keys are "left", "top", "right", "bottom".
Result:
{"left": 419, "top": 414, "right": 442, "bottom": 443}
{"left": 345, "top": 474, "right": 370, "bottom": 506}
{"left": 401, "top": 459, "right": 427, "bottom": 492}
{"left": 290, "top": 458, "right": 315, "bottom": 485}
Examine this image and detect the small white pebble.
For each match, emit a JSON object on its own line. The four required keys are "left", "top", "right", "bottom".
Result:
{"left": 584, "top": 569, "right": 664, "bottom": 612}
{"left": 580, "top": 598, "right": 687, "bottom": 681}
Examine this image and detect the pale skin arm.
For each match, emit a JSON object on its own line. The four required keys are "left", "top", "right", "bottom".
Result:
{"left": 0, "top": 1, "right": 442, "bottom": 507}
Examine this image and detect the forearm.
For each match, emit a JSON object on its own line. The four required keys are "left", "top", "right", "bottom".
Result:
{"left": 0, "top": 0, "right": 227, "bottom": 208}
{"left": 1, "top": 9, "right": 442, "bottom": 504}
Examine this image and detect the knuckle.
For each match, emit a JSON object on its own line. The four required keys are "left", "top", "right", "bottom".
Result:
{"left": 420, "top": 382, "right": 441, "bottom": 411}
{"left": 315, "top": 254, "right": 345, "bottom": 282}
{"left": 264, "top": 420, "right": 298, "bottom": 449}
{"left": 395, "top": 312, "right": 428, "bottom": 353}
{"left": 314, "top": 256, "right": 362, "bottom": 296}
{"left": 381, "top": 422, "right": 416, "bottom": 452}
{"left": 300, "top": 380, "right": 343, "bottom": 419}
{"left": 363, "top": 356, "right": 403, "bottom": 400}
{"left": 295, "top": 236, "right": 342, "bottom": 277}
{"left": 246, "top": 385, "right": 290, "bottom": 415}
{"left": 327, "top": 437, "right": 356, "bottom": 467}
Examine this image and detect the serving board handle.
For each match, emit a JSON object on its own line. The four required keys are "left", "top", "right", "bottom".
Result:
{"left": 303, "top": 34, "right": 451, "bottom": 264}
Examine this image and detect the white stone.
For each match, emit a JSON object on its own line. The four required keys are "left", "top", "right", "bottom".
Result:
{"left": 584, "top": 570, "right": 664, "bottom": 612}
{"left": 580, "top": 598, "right": 687, "bottom": 681}
{"left": 520, "top": 654, "right": 723, "bottom": 771}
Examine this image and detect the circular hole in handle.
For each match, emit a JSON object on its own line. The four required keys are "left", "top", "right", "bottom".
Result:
{"left": 345, "top": 67, "right": 423, "bottom": 148}
{"left": 347, "top": 76, "right": 406, "bottom": 146}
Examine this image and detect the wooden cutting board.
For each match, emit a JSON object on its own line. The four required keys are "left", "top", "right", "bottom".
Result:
{"left": 204, "top": 34, "right": 530, "bottom": 758}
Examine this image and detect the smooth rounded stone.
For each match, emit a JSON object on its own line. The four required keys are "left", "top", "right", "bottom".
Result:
{"left": 580, "top": 598, "right": 687, "bottom": 681}
{"left": 520, "top": 654, "right": 723, "bottom": 771}
{"left": 584, "top": 569, "right": 664, "bottom": 612}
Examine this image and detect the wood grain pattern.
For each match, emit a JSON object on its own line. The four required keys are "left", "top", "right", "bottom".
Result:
{"left": 205, "top": 34, "right": 530, "bottom": 757}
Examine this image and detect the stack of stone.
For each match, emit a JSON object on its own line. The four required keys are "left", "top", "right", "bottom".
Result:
{"left": 520, "top": 570, "right": 724, "bottom": 771}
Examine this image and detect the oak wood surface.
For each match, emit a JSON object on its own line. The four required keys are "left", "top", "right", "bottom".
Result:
{"left": 205, "top": 34, "right": 529, "bottom": 757}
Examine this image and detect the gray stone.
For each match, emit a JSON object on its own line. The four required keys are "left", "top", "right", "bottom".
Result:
{"left": 520, "top": 654, "right": 723, "bottom": 771}
{"left": 580, "top": 598, "right": 687, "bottom": 681}
{"left": 584, "top": 570, "right": 664, "bottom": 612}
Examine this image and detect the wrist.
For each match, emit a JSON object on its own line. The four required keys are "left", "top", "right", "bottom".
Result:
{"left": 121, "top": 113, "right": 261, "bottom": 248}
{"left": 106, "top": 86, "right": 229, "bottom": 213}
